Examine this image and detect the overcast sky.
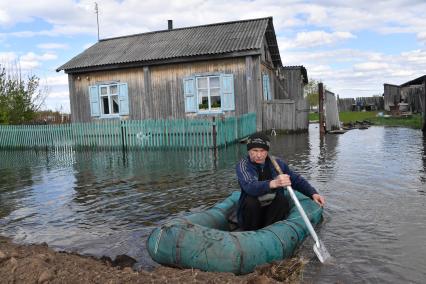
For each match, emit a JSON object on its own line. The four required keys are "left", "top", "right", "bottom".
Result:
{"left": 1, "top": 0, "right": 425, "bottom": 113}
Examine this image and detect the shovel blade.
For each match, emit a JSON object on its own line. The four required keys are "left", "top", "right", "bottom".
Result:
{"left": 313, "top": 241, "right": 331, "bottom": 263}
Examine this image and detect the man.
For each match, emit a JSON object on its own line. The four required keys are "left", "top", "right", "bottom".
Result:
{"left": 236, "top": 133, "right": 325, "bottom": 231}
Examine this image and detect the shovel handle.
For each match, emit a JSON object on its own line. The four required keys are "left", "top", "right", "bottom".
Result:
{"left": 269, "top": 156, "right": 321, "bottom": 247}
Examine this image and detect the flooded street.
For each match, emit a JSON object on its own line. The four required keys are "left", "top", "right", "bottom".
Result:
{"left": 1, "top": 125, "right": 425, "bottom": 283}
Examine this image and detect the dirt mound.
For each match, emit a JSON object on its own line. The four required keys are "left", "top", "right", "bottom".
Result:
{"left": 0, "top": 236, "right": 303, "bottom": 283}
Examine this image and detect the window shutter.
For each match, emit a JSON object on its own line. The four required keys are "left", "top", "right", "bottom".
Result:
{"left": 263, "top": 74, "right": 271, "bottom": 101}
{"left": 89, "top": 85, "right": 100, "bottom": 117}
{"left": 118, "top": 83, "right": 129, "bottom": 115}
{"left": 221, "top": 74, "right": 235, "bottom": 111}
{"left": 183, "top": 77, "right": 197, "bottom": 113}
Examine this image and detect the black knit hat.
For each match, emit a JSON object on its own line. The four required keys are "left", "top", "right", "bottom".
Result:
{"left": 247, "top": 133, "right": 270, "bottom": 151}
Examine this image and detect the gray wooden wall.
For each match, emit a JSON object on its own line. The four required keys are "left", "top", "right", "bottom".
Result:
{"left": 325, "top": 90, "right": 340, "bottom": 131}
{"left": 355, "top": 97, "right": 384, "bottom": 110}
{"left": 68, "top": 57, "right": 264, "bottom": 125}
{"left": 338, "top": 97, "right": 384, "bottom": 111}
{"left": 383, "top": 84, "right": 400, "bottom": 111}
{"left": 338, "top": 98, "right": 355, "bottom": 112}
{"left": 262, "top": 98, "right": 309, "bottom": 132}
{"left": 281, "top": 68, "right": 304, "bottom": 101}
{"left": 401, "top": 85, "right": 424, "bottom": 113}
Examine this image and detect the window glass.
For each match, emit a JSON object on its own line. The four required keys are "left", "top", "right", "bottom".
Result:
{"left": 197, "top": 78, "right": 208, "bottom": 89}
{"left": 102, "top": 97, "right": 110, "bottom": 114}
{"left": 210, "top": 96, "right": 221, "bottom": 109}
{"left": 198, "top": 90, "right": 209, "bottom": 110}
{"left": 100, "top": 86, "right": 107, "bottom": 95}
{"left": 110, "top": 85, "right": 118, "bottom": 94}
{"left": 210, "top": 88, "right": 220, "bottom": 97}
{"left": 112, "top": 95, "right": 119, "bottom": 114}
{"left": 210, "top": 77, "right": 220, "bottom": 88}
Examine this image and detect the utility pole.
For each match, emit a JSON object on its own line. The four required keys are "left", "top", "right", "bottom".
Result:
{"left": 95, "top": 2, "right": 100, "bottom": 41}
{"left": 318, "top": 82, "right": 326, "bottom": 137}
{"left": 423, "top": 79, "right": 426, "bottom": 132}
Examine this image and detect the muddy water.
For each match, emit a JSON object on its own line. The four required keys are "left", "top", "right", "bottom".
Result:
{"left": 0, "top": 125, "right": 425, "bottom": 283}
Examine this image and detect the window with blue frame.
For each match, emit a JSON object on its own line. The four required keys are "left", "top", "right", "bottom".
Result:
{"left": 88, "top": 83, "right": 129, "bottom": 118}
{"left": 263, "top": 74, "right": 272, "bottom": 101}
{"left": 183, "top": 74, "right": 234, "bottom": 114}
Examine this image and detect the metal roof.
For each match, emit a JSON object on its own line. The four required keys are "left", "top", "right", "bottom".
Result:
{"left": 57, "top": 17, "right": 282, "bottom": 73}
{"left": 282, "top": 65, "right": 308, "bottom": 84}
{"left": 400, "top": 75, "right": 426, "bottom": 87}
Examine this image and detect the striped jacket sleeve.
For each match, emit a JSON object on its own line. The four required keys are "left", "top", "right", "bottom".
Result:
{"left": 236, "top": 158, "right": 271, "bottom": 197}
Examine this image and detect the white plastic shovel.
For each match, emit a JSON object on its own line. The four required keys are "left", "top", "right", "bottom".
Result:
{"left": 270, "top": 156, "right": 331, "bottom": 263}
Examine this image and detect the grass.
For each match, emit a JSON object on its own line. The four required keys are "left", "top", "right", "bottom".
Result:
{"left": 309, "top": 111, "right": 423, "bottom": 129}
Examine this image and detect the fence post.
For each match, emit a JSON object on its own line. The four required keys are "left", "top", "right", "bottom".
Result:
{"left": 318, "top": 83, "right": 326, "bottom": 137}
{"left": 212, "top": 116, "right": 217, "bottom": 149}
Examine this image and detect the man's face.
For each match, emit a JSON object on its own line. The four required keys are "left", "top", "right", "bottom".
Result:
{"left": 248, "top": 148, "right": 268, "bottom": 164}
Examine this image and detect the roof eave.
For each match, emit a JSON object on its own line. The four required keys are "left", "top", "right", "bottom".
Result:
{"left": 59, "top": 50, "right": 261, "bottom": 74}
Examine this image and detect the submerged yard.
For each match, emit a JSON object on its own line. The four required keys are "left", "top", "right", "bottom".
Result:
{"left": 309, "top": 111, "right": 423, "bottom": 129}
{"left": 0, "top": 124, "right": 425, "bottom": 283}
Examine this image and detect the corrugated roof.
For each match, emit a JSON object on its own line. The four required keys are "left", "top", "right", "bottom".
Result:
{"left": 282, "top": 65, "right": 308, "bottom": 84}
{"left": 57, "top": 17, "right": 282, "bottom": 72}
{"left": 400, "top": 75, "right": 426, "bottom": 87}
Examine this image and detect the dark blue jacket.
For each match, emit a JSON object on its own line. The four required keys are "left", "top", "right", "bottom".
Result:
{"left": 236, "top": 156, "right": 317, "bottom": 222}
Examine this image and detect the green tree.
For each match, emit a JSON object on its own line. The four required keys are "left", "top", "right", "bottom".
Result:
{"left": 305, "top": 79, "right": 319, "bottom": 108}
{"left": 304, "top": 79, "right": 327, "bottom": 109}
{"left": 0, "top": 65, "right": 46, "bottom": 124}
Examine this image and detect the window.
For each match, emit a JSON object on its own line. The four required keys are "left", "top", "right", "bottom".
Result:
{"left": 100, "top": 84, "right": 119, "bottom": 115}
{"left": 263, "top": 74, "right": 271, "bottom": 101}
{"left": 183, "top": 74, "right": 234, "bottom": 114}
{"left": 197, "top": 76, "right": 221, "bottom": 112}
{"left": 89, "top": 83, "right": 129, "bottom": 118}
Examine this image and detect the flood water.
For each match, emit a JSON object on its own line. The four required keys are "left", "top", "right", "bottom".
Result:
{"left": 0, "top": 125, "right": 425, "bottom": 283}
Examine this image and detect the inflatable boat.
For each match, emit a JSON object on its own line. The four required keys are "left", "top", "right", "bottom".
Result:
{"left": 146, "top": 190, "right": 323, "bottom": 275}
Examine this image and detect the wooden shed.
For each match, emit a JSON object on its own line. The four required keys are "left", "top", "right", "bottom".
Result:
{"left": 57, "top": 17, "right": 306, "bottom": 132}
{"left": 383, "top": 83, "right": 400, "bottom": 111}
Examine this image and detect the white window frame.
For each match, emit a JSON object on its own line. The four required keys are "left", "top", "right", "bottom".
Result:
{"left": 196, "top": 75, "right": 222, "bottom": 114}
{"left": 99, "top": 84, "right": 120, "bottom": 117}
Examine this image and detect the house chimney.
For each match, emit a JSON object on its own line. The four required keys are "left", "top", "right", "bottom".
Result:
{"left": 168, "top": 20, "right": 173, "bottom": 30}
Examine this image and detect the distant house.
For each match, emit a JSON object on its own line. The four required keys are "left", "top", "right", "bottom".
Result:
{"left": 57, "top": 17, "right": 307, "bottom": 131}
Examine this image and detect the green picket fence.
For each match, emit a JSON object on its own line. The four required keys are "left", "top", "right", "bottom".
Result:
{"left": 0, "top": 113, "right": 256, "bottom": 150}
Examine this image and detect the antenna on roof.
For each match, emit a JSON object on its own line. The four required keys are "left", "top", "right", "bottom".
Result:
{"left": 94, "top": 2, "right": 100, "bottom": 41}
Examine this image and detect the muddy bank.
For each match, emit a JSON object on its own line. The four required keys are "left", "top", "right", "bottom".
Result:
{"left": 0, "top": 236, "right": 303, "bottom": 283}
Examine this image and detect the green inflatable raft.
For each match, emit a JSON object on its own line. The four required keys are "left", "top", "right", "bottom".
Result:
{"left": 146, "top": 190, "right": 323, "bottom": 275}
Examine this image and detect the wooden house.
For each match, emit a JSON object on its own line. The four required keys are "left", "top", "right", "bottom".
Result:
{"left": 57, "top": 17, "right": 308, "bottom": 131}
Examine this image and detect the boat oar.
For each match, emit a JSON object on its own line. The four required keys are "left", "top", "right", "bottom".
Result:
{"left": 270, "top": 156, "right": 331, "bottom": 263}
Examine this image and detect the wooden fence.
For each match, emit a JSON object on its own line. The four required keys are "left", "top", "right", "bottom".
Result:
{"left": 0, "top": 113, "right": 256, "bottom": 150}
{"left": 263, "top": 99, "right": 309, "bottom": 132}
{"left": 338, "top": 97, "right": 384, "bottom": 111}
{"left": 325, "top": 91, "right": 341, "bottom": 131}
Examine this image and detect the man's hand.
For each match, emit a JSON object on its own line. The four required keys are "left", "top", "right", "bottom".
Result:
{"left": 312, "top": 193, "right": 325, "bottom": 207}
{"left": 269, "top": 174, "right": 292, "bottom": 189}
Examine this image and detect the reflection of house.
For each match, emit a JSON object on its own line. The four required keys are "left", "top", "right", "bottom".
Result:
{"left": 384, "top": 76, "right": 425, "bottom": 113}
{"left": 57, "top": 17, "right": 308, "bottom": 131}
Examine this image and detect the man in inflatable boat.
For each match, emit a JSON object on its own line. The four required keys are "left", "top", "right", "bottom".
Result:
{"left": 236, "top": 133, "right": 325, "bottom": 231}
